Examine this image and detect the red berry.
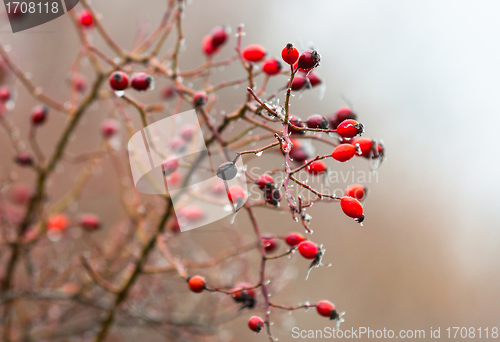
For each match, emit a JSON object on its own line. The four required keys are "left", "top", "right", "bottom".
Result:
{"left": 350, "top": 137, "right": 373, "bottom": 158}
{"left": 329, "top": 107, "right": 357, "bottom": 128}
{"left": 100, "top": 118, "right": 119, "bottom": 138}
{"left": 248, "top": 316, "right": 264, "bottom": 333}
{"left": 30, "top": 105, "right": 48, "bottom": 126}
{"left": 307, "top": 72, "right": 322, "bottom": 87}
{"left": 262, "top": 237, "right": 278, "bottom": 252}
{"left": 297, "top": 50, "right": 321, "bottom": 70}
{"left": 306, "top": 114, "right": 328, "bottom": 129}
{"left": 80, "top": 214, "right": 101, "bottom": 231}
{"left": 193, "top": 91, "right": 208, "bottom": 107}
{"left": 73, "top": 75, "right": 87, "bottom": 92}
{"left": 336, "top": 119, "right": 364, "bottom": 139}
{"left": 202, "top": 35, "right": 219, "bottom": 56}
{"left": 298, "top": 240, "right": 319, "bottom": 259}
{"left": 9, "top": 184, "right": 32, "bottom": 205}
{"left": 242, "top": 44, "right": 266, "bottom": 62}
{"left": 78, "top": 9, "right": 93, "bottom": 27}
{"left": 306, "top": 160, "right": 326, "bottom": 175}
{"left": 0, "top": 87, "right": 11, "bottom": 102}
{"left": 262, "top": 58, "right": 282, "bottom": 76}
{"left": 14, "top": 152, "right": 34, "bottom": 167}
{"left": 285, "top": 232, "right": 306, "bottom": 247}
{"left": 227, "top": 185, "right": 246, "bottom": 204}
{"left": 171, "top": 218, "right": 181, "bottom": 233}
{"left": 288, "top": 115, "right": 305, "bottom": 134}
{"left": 332, "top": 144, "right": 357, "bottom": 162}
{"left": 340, "top": 196, "right": 364, "bottom": 220}
{"left": 178, "top": 206, "right": 205, "bottom": 222}
{"left": 131, "top": 72, "right": 152, "bottom": 91}
{"left": 211, "top": 26, "right": 229, "bottom": 48}
{"left": 290, "top": 146, "right": 309, "bottom": 163}
{"left": 256, "top": 174, "right": 274, "bottom": 190}
{"left": 264, "top": 188, "right": 281, "bottom": 206}
{"left": 170, "top": 137, "right": 186, "bottom": 152}
{"left": 188, "top": 275, "right": 206, "bottom": 293}
{"left": 162, "top": 157, "right": 179, "bottom": 175}
{"left": 180, "top": 125, "right": 195, "bottom": 141}
{"left": 47, "top": 214, "right": 69, "bottom": 232}
{"left": 345, "top": 184, "right": 367, "bottom": 201}
{"left": 291, "top": 75, "right": 307, "bottom": 91}
{"left": 231, "top": 282, "right": 256, "bottom": 308}
{"left": 161, "top": 85, "right": 176, "bottom": 100}
{"left": 281, "top": 43, "right": 299, "bottom": 65}
{"left": 316, "top": 300, "right": 338, "bottom": 319}
{"left": 109, "top": 71, "right": 129, "bottom": 91}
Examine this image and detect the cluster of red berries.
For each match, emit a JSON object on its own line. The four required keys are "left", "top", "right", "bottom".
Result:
{"left": 109, "top": 71, "right": 153, "bottom": 92}
{"left": 202, "top": 26, "right": 230, "bottom": 56}
{"left": 256, "top": 174, "right": 282, "bottom": 207}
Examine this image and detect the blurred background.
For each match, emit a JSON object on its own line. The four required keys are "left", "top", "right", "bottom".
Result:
{"left": 1, "top": 0, "right": 500, "bottom": 341}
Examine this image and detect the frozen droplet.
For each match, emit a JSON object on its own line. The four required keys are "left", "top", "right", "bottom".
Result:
{"left": 255, "top": 151, "right": 263, "bottom": 157}
{"left": 114, "top": 90, "right": 125, "bottom": 97}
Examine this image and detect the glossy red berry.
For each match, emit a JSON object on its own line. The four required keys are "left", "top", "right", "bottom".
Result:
{"left": 131, "top": 72, "right": 152, "bottom": 91}
{"left": 248, "top": 316, "right": 264, "bottom": 333}
{"left": 329, "top": 107, "right": 357, "bottom": 128}
{"left": 242, "top": 44, "right": 266, "bottom": 62}
{"left": 109, "top": 71, "right": 129, "bottom": 91}
{"left": 340, "top": 196, "right": 364, "bottom": 221}
{"left": 306, "top": 114, "right": 329, "bottom": 129}
{"left": 227, "top": 185, "right": 246, "bottom": 204}
{"left": 332, "top": 144, "right": 357, "bottom": 162}
{"left": 256, "top": 174, "right": 274, "bottom": 190}
{"left": 350, "top": 137, "right": 373, "bottom": 158}
{"left": 307, "top": 72, "right": 322, "bottom": 87}
{"left": 78, "top": 9, "right": 93, "bottom": 27}
{"left": 47, "top": 214, "right": 69, "bottom": 232}
{"left": 306, "top": 160, "right": 326, "bottom": 175}
{"left": 202, "top": 35, "right": 219, "bottom": 56}
{"left": 100, "top": 118, "right": 119, "bottom": 138}
{"left": 14, "top": 151, "right": 34, "bottom": 167}
{"left": 285, "top": 232, "right": 306, "bottom": 247}
{"left": 316, "top": 300, "right": 338, "bottom": 320}
{"left": 297, "top": 49, "right": 321, "bottom": 70}
{"left": 262, "top": 237, "right": 278, "bottom": 252}
{"left": 211, "top": 26, "right": 229, "bottom": 48}
{"left": 79, "top": 213, "right": 101, "bottom": 231}
{"left": 188, "top": 275, "right": 206, "bottom": 293}
{"left": 262, "top": 58, "right": 282, "bottom": 76}
{"left": 291, "top": 75, "right": 307, "bottom": 91}
{"left": 162, "top": 157, "right": 179, "bottom": 175}
{"left": 0, "top": 87, "right": 11, "bottom": 102}
{"left": 336, "top": 119, "right": 364, "bottom": 139}
{"left": 345, "top": 184, "right": 367, "bottom": 201}
{"left": 281, "top": 43, "right": 300, "bottom": 65}
{"left": 298, "top": 240, "right": 319, "bottom": 259}
{"left": 193, "top": 91, "right": 208, "bottom": 107}
{"left": 30, "top": 105, "right": 48, "bottom": 126}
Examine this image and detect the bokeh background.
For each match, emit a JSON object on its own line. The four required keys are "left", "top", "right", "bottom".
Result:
{"left": 1, "top": 0, "right": 500, "bottom": 340}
